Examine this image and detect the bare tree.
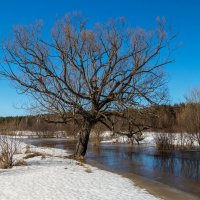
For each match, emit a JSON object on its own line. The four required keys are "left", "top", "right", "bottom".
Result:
{"left": 110, "top": 108, "right": 151, "bottom": 145}
{"left": 179, "top": 88, "right": 200, "bottom": 146}
{"left": 1, "top": 15, "right": 174, "bottom": 158}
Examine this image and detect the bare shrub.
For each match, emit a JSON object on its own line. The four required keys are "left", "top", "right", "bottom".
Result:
{"left": 178, "top": 88, "right": 200, "bottom": 146}
{"left": 91, "top": 133, "right": 101, "bottom": 147}
{"left": 0, "top": 136, "right": 19, "bottom": 169}
{"left": 90, "top": 124, "right": 105, "bottom": 146}
{"left": 176, "top": 133, "right": 195, "bottom": 150}
{"left": 185, "top": 133, "right": 196, "bottom": 148}
{"left": 154, "top": 133, "right": 175, "bottom": 152}
{"left": 130, "top": 132, "right": 145, "bottom": 145}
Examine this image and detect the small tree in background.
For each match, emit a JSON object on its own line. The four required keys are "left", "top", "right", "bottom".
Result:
{"left": 179, "top": 88, "right": 200, "bottom": 146}
{"left": 1, "top": 14, "right": 174, "bottom": 158}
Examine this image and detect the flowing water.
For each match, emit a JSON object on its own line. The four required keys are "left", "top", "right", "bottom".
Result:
{"left": 21, "top": 138, "right": 200, "bottom": 197}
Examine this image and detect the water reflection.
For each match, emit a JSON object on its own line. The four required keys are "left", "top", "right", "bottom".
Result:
{"left": 152, "top": 152, "right": 200, "bottom": 182}
{"left": 180, "top": 159, "right": 200, "bottom": 181}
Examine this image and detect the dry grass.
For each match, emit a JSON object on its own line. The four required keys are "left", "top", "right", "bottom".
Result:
{"left": 23, "top": 152, "right": 45, "bottom": 159}
{"left": 25, "top": 144, "right": 31, "bottom": 154}
{"left": 75, "top": 162, "right": 93, "bottom": 173}
{"left": 14, "top": 159, "right": 27, "bottom": 166}
{"left": 76, "top": 162, "right": 84, "bottom": 167}
{"left": 85, "top": 167, "right": 92, "bottom": 173}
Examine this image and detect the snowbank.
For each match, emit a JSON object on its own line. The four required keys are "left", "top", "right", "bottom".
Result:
{"left": 0, "top": 141, "right": 161, "bottom": 200}
{"left": 100, "top": 131, "right": 200, "bottom": 147}
{"left": 101, "top": 131, "right": 155, "bottom": 145}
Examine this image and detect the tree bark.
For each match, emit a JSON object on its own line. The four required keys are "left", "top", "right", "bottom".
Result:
{"left": 74, "top": 121, "right": 93, "bottom": 159}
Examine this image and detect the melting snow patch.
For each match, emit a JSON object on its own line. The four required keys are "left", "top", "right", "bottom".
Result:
{"left": 0, "top": 141, "right": 161, "bottom": 200}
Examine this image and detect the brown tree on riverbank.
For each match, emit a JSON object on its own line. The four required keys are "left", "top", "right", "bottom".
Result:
{"left": 178, "top": 88, "right": 200, "bottom": 145}
{"left": 0, "top": 14, "right": 174, "bottom": 158}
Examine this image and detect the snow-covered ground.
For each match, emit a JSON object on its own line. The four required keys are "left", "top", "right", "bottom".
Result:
{"left": 100, "top": 131, "right": 155, "bottom": 145}
{"left": 100, "top": 131, "right": 200, "bottom": 147}
{"left": 0, "top": 131, "right": 74, "bottom": 140}
{"left": 0, "top": 141, "right": 161, "bottom": 200}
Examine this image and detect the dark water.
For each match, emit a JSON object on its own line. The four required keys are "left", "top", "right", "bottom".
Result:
{"left": 21, "top": 138, "right": 200, "bottom": 197}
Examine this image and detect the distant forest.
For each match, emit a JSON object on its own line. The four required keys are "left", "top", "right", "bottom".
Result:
{"left": 0, "top": 103, "right": 191, "bottom": 136}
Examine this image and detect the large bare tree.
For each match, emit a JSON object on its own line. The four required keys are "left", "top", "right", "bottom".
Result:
{"left": 1, "top": 15, "right": 174, "bottom": 158}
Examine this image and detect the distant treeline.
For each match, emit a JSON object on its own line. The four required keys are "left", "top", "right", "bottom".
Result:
{"left": 0, "top": 103, "right": 190, "bottom": 135}
{"left": 0, "top": 115, "right": 73, "bottom": 135}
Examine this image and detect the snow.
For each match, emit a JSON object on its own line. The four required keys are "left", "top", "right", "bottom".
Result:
{"left": 1, "top": 131, "right": 69, "bottom": 139}
{"left": 4, "top": 130, "right": 200, "bottom": 147}
{"left": 100, "top": 131, "right": 155, "bottom": 145}
{"left": 100, "top": 131, "right": 113, "bottom": 138}
{"left": 100, "top": 131, "right": 200, "bottom": 147}
{"left": 0, "top": 140, "right": 161, "bottom": 200}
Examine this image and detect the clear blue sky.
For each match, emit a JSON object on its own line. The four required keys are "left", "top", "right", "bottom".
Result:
{"left": 0, "top": 0, "right": 200, "bottom": 116}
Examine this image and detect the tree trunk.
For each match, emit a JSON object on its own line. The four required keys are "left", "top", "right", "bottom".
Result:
{"left": 74, "top": 121, "right": 93, "bottom": 159}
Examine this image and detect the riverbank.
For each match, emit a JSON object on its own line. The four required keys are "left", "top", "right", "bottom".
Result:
{"left": 18, "top": 136, "right": 200, "bottom": 199}
{"left": 0, "top": 142, "right": 161, "bottom": 200}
